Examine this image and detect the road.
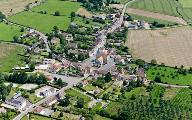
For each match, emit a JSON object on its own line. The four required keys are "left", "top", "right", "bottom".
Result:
{"left": 32, "top": 30, "right": 51, "bottom": 52}
{"left": 155, "top": 82, "right": 190, "bottom": 88}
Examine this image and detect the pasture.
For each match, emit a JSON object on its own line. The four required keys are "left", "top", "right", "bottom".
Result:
{"left": 146, "top": 66, "right": 192, "bottom": 85}
{"left": 8, "top": 0, "right": 81, "bottom": 33}
{"left": 128, "top": 0, "right": 192, "bottom": 22}
{"left": 127, "top": 26, "right": 192, "bottom": 68}
{"left": 0, "top": 22, "right": 24, "bottom": 42}
{"left": 0, "top": 43, "right": 25, "bottom": 72}
{"left": 0, "top": 0, "right": 41, "bottom": 16}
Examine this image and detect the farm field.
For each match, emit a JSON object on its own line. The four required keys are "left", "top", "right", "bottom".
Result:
{"left": 171, "top": 88, "right": 192, "bottom": 108}
{"left": 163, "top": 88, "right": 181, "bottom": 100}
{"left": 0, "top": 43, "right": 25, "bottom": 72}
{"left": 128, "top": 13, "right": 177, "bottom": 26}
{"left": 0, "top": 0, "right": 41, "bottom": 16}
{"left": 128, "top": 0, "right": 192, "bottom": 22}
{"left": 146, "top": 66, "right": 192, "bottom": 85}
{"left": 127, "top": 26, "right": 192, "bottom": 68}
{"left": 0, "top": 22, "right": 24, "bottom": 42}
{"left": 180, "top": 0, "right": 192, "bottom": 8}
{"left": 126, "top": 8, "right": 187, "bottom": 25}
{"left": 8, "top": 0, "right": 81, "bottom": 33}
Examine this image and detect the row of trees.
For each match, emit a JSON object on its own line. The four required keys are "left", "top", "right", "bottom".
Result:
{"left": 3, "top": 72, "right": 47, "bottom": 84}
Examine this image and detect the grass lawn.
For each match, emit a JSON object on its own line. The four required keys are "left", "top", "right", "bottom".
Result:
{"left": 0, "top": 22, "right": 24, "bottom": 42}
{"left": 8, "top": 0, "right": 81, "bottom": 33}
{"left": 124, "top": 87, "right": 148, "bottom": 98}
{"left": 7, "top": 111, "right": 17, "bottom": 120}
{"left": 163, "top": 87, "right": 181, "bottom": 100}
{"left": 30, "top": 114, "right": 56, "bottom": 120}
{"left": 83, "top": 84, "right": 97, "bottom": 91}
{"left": 146, "top": 66, "right": 192, "bottom": 85}
{"left": 0, "top": 43, "right": 25, "bottom": 72}
{"left": 74, "top": 16, "right": 104, "bottom": 28}
{"left": 93, "top": 114, "right": 112, "bottom": 120}
{"left": 27, "top": 94, "right": 42, "bottom": 103}
{"left": 128, "top": 13, "right": 177, "bottom": 26}
{"left": 52, "top": 111, "right": 80, "bottom": 120}
{"left": 65, "top": 88, "right": 91, "bottom": 103}
{"left": 171, "top": 88, "right": 192, "bottom": 108}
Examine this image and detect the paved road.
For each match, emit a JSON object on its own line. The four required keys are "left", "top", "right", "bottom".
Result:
{"left": 33, "top": 30, "right": 51, "bottom": 52}
{"left": 155, "top": 82, "right": 190, "bottom": 88}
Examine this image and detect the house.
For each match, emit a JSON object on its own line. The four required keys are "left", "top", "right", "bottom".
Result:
{"left": 92, "top": 14, "right": 106, "bottom": 21}
{"left": 50, "top": 37, "right": 59, "bottom": 45}
{"left": 136, "top": 68, "right": 146, "bottom": 82}
{"left": 43, "top": 58, "right": 55, "bottom": 65}
{"left": 68, "top": 42, "right": 78, "bottom": 49}
{"left": 12, "top": 65, "right": 30, "bottom": 71}
{"left": 77, "top": 80, "right": 89, "bottom": 87}
{"left": 5, "top": 93, "right": 32, "bottom": 111}
{"left": 47, "top": 63, "right": 62, "bottom": 73}
{"left": 124, "top": 21, "right": 138, "bottom": 29}
{"left": 35, "top": 64, "right": 49, "bottom": 71}
{"left": 61, "top": 32, "right": 73, "bottom": 42}
{"left": 40, "top": 88, "right": 55, "bottom": 97}
{"left": 107, "top": 14, "right": 116, "bottom": 20}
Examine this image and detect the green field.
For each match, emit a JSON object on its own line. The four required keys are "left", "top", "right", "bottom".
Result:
{"left": 128, "top": 0, "right": 192, "bottom": 22}
{"left": 150, "top": 85, "right": 165, "bottom": 106}
{"left": 0, "top": 43, "right": 25, "bottom": 72}
{"left": 146, "top": 66, "right": 192, "bottom": 85}
{"left": 65, "top": 88, "right": 91, "bottom": 103}
{"left": 0, "top": 22, "right": 24, "bottom": 42}
{"left": 8, "top": 0, "right": 81, "bottom": 33}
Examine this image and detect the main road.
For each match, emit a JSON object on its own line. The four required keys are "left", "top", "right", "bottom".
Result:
{"left": 13, "top": 1, "right": 133, "bottom": 119}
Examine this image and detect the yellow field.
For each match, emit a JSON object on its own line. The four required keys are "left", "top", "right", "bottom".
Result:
{"left": 0, "top": 0, "right": 41, "bottom": 16}
{"left": 127, "top": 26, "right": 192, "bottom": 67}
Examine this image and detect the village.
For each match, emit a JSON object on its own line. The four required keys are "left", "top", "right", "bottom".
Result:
{"left": 0, "top": 0, "right": 192, "bottom": 120}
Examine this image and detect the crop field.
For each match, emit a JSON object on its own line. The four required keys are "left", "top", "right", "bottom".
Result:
{"left": 8, "top": 0, "right": 81, "bottom": 33}
{"left": 129, "top": 13, "right": 177, "bottom": 26}
{"left": 127, "top": 26, "right": 192, "bottom": 68}
{"left": 0, "top": 0, "right": 41, "bottom": 16}
{"left": 0, "top": 43, "right": 25, "bottom": 72}
{"left": 128, "top": 0, "right": 192, "bottom": 22}
{"left": 180, "top": 0, "right": 192, "bottom": 8}
{"left": 146, "top": 66, "right": 192, "bottom": 85}
{"left": 0, "top": 22, "right": 24, "bottom": 42}
{"left": 126, "top": 8, "right": 187, "bottom": 25}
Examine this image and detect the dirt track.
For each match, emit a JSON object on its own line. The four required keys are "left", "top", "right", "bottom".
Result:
{"left": 127, "top": 26, "right": 192, "bottom": 68}
{"left": 126, "top": 8, "right": 187, "bottom": 25}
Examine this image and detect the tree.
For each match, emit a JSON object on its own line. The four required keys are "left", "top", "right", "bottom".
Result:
{"left": 154, "top": 75, "right": 161, "bottom": 83}
{"left": 70, "top": 12, "right": 76, "bottom": 22}
{"left": 20, "top": 27, "right": 25, "bottom": 32}
{"left": 135, "top": 59, "right": 145, "bottom": 67}
{"left": 13, "top": 35, "right": 19, "bottom": 43}
{"left": 102, "top": 93, "right": 110, "bottom": 100}
{"left": 151, "top": 59, "right": 157, "bottom": 65}
{"left": 77, "top": 97, "right": 84, "bottom": 108}
{"left": 29, "top": 63, "right": 35, "bottom": 71}
{"left": 104, "top": 72, "right": 112, "bottom": 82}
{"left": 59, "top": 95, "right": 70, "bottom": 107}
{"left": 54, "top": 11, "right": 60, "bottom": 16}
{"left": 55, "top": 78, "right": 66, "bottom": 87}
{"left": 0, "top": 11, "right": 5, "bottom": 21}
{"left": 59, "top": 112, "right": 64, "bottom": 117}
